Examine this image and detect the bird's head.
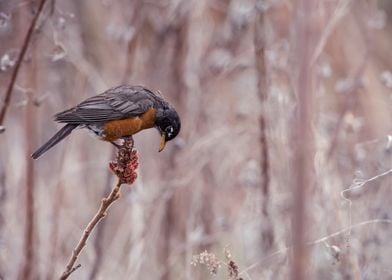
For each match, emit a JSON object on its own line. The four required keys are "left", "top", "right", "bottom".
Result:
{"left": 156, "top": 106, "right": 181, "bottom": 152}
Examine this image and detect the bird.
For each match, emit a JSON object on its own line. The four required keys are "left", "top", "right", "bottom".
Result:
{"left": 31, "top": 85, "right": 181, "bottom": 159}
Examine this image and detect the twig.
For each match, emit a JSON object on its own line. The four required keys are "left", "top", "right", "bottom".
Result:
{"left": 240, "top": 219, "right": 392, "bottom": 275}
{"left": 311, "top": 0, "right": 353, "bottom": 64}
{"left": 0, "top": 0, "right": 48, "bottom": 125}
{"left": 239, "top": 169, "right": 392, "bottom": 277}
{"left": 60, "top": 139, "right": 138, "bottom": 279}
{"left": 254, "top": 5, "right": 273, "bottom": 251}
{"left": 59, "top": 179, "right": 123, "bottom": 280}
{"left": 340, "top": 168, "right": 392, "bottom": 247}
{"left": 341, "top": 168, "right": 392, "bottom": 202}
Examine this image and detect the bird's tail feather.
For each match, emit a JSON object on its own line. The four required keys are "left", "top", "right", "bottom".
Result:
{"left": 31, "top": 124, "right": 77, "bottom": 159}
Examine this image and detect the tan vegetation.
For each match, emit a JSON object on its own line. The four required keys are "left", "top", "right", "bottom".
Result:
{"left": 0, "top": 0, "right": 392, "bottom": 279}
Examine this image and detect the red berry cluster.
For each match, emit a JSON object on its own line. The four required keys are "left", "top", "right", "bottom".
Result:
{"left": 109, "top": 140, "right": 139, "bottom": 185}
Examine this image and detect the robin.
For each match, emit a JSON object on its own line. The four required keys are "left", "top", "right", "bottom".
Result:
{"left": 31, "top": 85, "right": 181, "bottom": 159}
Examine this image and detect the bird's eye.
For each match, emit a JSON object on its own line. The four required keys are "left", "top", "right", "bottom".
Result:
{"left": 165, "top": 126, "right": 174, "bottom": 137}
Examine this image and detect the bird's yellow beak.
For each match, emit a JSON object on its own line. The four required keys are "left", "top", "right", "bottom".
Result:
{"left": 159, "top": 133, "right": 166, "bottom": 152}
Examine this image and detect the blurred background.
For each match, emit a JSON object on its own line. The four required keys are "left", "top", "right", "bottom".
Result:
{"left": 1, "top": 0, "right": 392, "bottom": 279}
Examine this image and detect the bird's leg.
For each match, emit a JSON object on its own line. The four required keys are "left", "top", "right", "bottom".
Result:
{"left": 111, "top": 136, "right": 134, "bottom": 150}
{"left": 110, "top": 141, "right": 122, "bottom": 149}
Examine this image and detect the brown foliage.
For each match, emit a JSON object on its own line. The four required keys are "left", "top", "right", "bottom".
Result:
{"left": 1, "top": 0, "right": 392, "bottom": 279}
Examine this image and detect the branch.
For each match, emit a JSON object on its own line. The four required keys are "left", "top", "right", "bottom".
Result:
{"left": 59, "top": 179, "right": 122, "bottom": 280}
{"left": 240, "top": 219, "right": 392, "bottom": 276}
{"left": 60, "top": 138, "right": 138, "bottom": 279}
{"left": 0, "top": 0, "right": 48, "bottom": 125}
{"left": 254, "top": 5, "right": 273, "bottom": 251}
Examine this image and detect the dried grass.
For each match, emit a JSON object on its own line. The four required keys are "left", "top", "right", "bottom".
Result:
{"left": 1, "top": 0, "right": 392, "bottom": 279}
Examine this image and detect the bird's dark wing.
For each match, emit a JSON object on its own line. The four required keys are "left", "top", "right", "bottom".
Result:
{"left": 54, "top": 86, "right": 157, "bottom": 124}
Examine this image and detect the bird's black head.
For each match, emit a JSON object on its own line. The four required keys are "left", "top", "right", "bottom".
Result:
{"left": 156, "top": 106, "right": 181, "bottom": 151}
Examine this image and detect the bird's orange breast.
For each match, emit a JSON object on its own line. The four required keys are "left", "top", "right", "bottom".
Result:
{"left": 102, "top": 108, "right": 157, "bottom": 141}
